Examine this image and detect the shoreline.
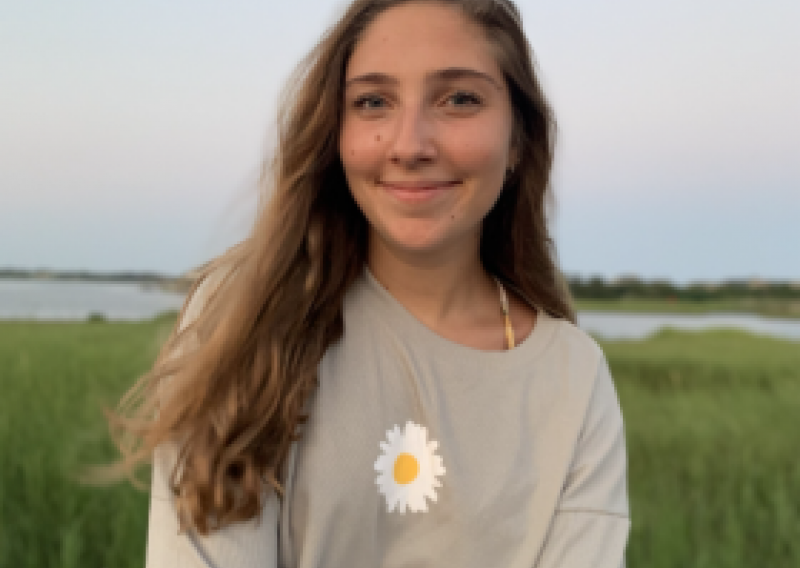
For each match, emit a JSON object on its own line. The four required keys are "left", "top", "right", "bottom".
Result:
{"left": 575, "top": 299, "right": 800, "bottom": 320}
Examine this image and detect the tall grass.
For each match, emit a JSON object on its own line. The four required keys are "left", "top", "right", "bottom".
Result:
{"left": 1, "top": 319, "right": 798, "bottom": 567}
{"left": 0, "top": 317, "right": 172, "bottom": 568}
{"left": 603, "top": 328, "right": 800, "bottom": 567}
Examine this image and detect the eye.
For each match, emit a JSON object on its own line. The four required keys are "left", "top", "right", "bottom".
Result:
{"left": 353, "top": 94, "right": 388, "bottom": 110}
{"left": 445, "top": 91, "right": 483, "bottom": 108}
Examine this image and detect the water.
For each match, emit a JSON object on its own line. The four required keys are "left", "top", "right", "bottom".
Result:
{"left": 2, "top": 279, "right": 800, "bottom": 342}
{"left": 578, "top": 311, "right": 800, "bottom": 342}
{"left": 0, "top": 278, "right": 186, "bottom": 321}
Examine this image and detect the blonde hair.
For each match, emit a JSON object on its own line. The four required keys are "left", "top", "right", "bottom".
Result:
{"left": 103, "top": 0, "right": 574, "bottom": 535}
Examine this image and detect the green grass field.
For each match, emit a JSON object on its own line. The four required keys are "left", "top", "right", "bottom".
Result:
{"left": 1, "top": 316, "right": 799, "bottom": 567}
{"left": 600, "top": 329, "right": 800, "bottom": 567}
{"left": 0, "top": 317, "right": 171, "bottom": 568}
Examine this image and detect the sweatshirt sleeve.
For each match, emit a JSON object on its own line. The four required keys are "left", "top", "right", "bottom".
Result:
{"left": 536, "top": 355, "right": 630, "bottom": 568}
{"left": 146, "top": 443, "right": 280, "bottom": 568}
{"left": 145, "top": 267, "right": 281, "bottom": 567}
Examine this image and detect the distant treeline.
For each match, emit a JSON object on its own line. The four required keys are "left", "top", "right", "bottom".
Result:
{"left": 567, "top": 275, "right": 800, "bottom": 301}
{"left": 0, "top": 268, "right": 176, "bottom": 282}
{"left": 0, "top": 268, "right": 194, "bottom": 293}
{"left": 4, "top": 267, "right": 800, "bottom": 301}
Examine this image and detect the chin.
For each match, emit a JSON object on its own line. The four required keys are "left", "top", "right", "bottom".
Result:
{"left": 383, "top": 233, "right": 445, "bottom": 255}
{"left": 372, "top": 220, "right": 469, "bottom": 258}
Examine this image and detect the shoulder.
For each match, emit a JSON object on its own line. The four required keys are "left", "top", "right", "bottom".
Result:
{"left": 537, "top": 313, "right": 611, "bottom": 398}
{"left": 154, "top": 259, "right": 241, "bottom": 422}
{"left": 546, "top": 313, "right": 604, "bottom": 364}
{"left": 178, "top": 260, "right": 238, "bottom": 333}
{"left": 160, "top": 260, "right": 237, "bottom": 371}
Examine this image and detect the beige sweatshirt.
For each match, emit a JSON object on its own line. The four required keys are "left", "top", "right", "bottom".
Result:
{"left": 146, "top": 269, "right": 629, "bottom": 567}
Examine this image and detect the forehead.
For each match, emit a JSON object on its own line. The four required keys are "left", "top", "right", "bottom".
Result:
{"left": 345, "top": 2, "right": 502, "bottom": 82}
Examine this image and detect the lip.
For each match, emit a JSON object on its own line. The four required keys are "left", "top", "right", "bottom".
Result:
{"left": 378, "top": 180, "right": 460, "bottom": 204}
{"left": 379, "top": 180, "right": 460, "bottom": 190}
{"left": 378, "top": 181, "right": 461, "bottom": 207}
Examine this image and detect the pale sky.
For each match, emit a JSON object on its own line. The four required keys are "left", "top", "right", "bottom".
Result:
{"left": 2, "top": 0, "right": 798, "bottom": 282}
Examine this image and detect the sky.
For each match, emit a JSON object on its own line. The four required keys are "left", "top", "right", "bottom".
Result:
{"left": 2, "top": 0, "right": 798, "bottom": 282}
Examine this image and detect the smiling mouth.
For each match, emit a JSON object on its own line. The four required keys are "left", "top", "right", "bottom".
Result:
{"left": 378, "top": 180, "right": 461, "bottom": 190}
{"left": 377, "top": 180, "right": 460, "bottom": 205}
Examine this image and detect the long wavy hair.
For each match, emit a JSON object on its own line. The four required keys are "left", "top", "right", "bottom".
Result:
{"left": 103, "top": 0, "right": 574, "bottom": 536}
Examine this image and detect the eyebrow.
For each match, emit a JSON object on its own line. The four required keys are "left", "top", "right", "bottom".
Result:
{"left": 344, "top": 67, "right": 502, "bottom": 91}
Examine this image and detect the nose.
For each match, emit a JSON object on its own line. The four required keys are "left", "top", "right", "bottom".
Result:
{"left": 388, "top": 103, "right": 436, "bottom": 169}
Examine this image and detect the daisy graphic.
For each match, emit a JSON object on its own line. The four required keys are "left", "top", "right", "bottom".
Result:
{"left": 374, "top": 421, "right": 446, "bottom": 514}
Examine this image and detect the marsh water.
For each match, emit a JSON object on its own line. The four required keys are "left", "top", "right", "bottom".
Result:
{"left": 2, "top": 279, "right": 800, "bottom": 341}
{"left": 0, "top": 279, "right": 185, "bottom": 321}
{"left": 577, "top": 311, "right": 800, "bottom": 342}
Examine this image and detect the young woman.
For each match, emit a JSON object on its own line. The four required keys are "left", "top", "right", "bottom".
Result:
{"left": 113, "top": 0, "right": 629, "bottom": 566}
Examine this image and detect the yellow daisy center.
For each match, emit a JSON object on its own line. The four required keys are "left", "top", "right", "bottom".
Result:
{"left": 393, "top": 453, "right": 419, "bottom": 485}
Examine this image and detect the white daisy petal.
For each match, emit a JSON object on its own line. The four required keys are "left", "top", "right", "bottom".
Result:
{"left": 374, "top": 421, "right": 446, "bottom": 514}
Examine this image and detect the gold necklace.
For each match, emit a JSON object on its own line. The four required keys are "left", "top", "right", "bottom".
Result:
{"left": 494, "top": 278, "right": 515, "bottom": 350}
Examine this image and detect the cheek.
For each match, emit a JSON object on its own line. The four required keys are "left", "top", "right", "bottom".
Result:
{"left": 457, "top": 141, "right": 503, "bottom": 171}
{"left": 339, "top": 122, "right": 385, "bottom": 177}
{"left": 446, "top": 122, "right": 510, "bottom": 177}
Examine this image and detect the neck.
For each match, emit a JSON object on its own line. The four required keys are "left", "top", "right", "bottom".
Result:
{"left": 366, "top": 234, "right": 496, "bottom": 330}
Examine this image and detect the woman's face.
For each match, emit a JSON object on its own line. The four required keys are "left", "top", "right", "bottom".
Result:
{"left": 339, "top": 1, "right": 516, "bottom": 260}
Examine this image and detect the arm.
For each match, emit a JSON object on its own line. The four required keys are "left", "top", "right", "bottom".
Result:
{"left": 146, "top": 443, "right": 280, "bottom": 568}
{"left": 145, "top": 267, "right": 281, "bottom": 567}
{"left": 536, "top": 356, "right": 630, "bottom": 568}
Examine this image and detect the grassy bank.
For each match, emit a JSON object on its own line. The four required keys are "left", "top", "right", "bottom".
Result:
{"left": 0, "top": 318, "right": 170, "bottom": 568}
{"left": 600, "top": 329, "right": 800, "bottom": 567}
{"left": 577, "top": 297, "right": 800, "bottom": 319}
{"left": 1, "top": 318, "right": 798, "bottom": 567}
